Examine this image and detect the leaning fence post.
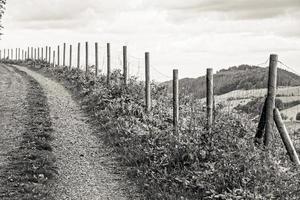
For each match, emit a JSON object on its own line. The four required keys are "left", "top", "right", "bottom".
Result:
{"left": 173, "top": 69, "right": 179, "bottom": 134}
{"left": 85, "top": 42, "right": 89, "bottom": 74}
{"left": 123, "top": 46, "right": 128, "bottom": 85}
{"left": 107, "top": 43, "right": 111, "bottom": 85}
{"left": 63, "top": 43, "right": 66, "bottom": 66}
{"left": 69, "top": 45, "right": 72, "bottom": 69}
{"left": 274, "top": 108, "right": 300, "bottom": 165}
{"left": 145, "top": 52, "right": 151, "bottom": 112}
{"left": 206, "top": 68, "right": 214, "bottom": 133}
{"left": 264, "top": 54, "right": 278, "bottom": 146}
{"left": 95, "top": 42, "right": 98, "bottom": 76}
{"left": 77, "top": 42, "right": 80, "bottom": 69}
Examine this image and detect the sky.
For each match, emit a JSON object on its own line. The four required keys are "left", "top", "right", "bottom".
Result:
{"left": 0, "top": 0, "right": 300, "bottom": 81}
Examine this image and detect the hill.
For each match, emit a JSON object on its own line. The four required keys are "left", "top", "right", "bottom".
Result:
{"left": 163, "top": 65, "right": 300, "bottom": 99}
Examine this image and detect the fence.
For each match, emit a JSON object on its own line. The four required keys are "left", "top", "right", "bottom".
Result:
{"left": 0, "top": 44, "right": 299, "bottom": 164}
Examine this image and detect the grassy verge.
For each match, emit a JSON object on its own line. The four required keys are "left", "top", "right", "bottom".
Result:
{"left": 12, "top": 60, "right": 300, "bottom": 199}
{"left": 0, "top": 65, "right": 56, "bottom": 200}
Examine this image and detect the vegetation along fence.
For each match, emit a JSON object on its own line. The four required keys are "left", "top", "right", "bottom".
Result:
{"left": 0, "top": 43, "right": 299, "bottom": 165}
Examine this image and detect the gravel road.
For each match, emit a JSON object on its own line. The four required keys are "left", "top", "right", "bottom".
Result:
{"left": 0, "top": 64, "right": 27, "bottom": 189}
{"left": 14, "top": 65, "right": 138, "bottom": 200}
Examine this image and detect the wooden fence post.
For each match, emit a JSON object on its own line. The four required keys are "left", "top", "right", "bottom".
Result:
{"left": 173, "top": 69, "right": 179, "bottom": 134}
{"left": 77, "top": 42, "right": 80, "bottom": 69}
{"left": 53, "top": 50, "right": 56, "bottom": 67}
{"left": 85, "top": 42, "right": 89, "bottom": 73}
{"left": 95, "top": 42, "right": 98, "bottom": 76}
{"left": 63, "top": 43, "right": 66, "bottom": 66}
{"left": 18, "top": 48, "right": 20, "bottom": 60}
{"left": 4, "top": 49, "right": 5, "bottom": 59}
{"left": 11, "top": 49, "right": 13, "bottom": 60}
{"left": 27, "top": 47, "right": 30, "bottom": 59}
{"left": 107, "top": 43, "right": 111, "bottom": 85}
{"left": 145, "top": 52, "right": 151, "bottom": 112}
{"left": 46, "top": 46, "right": 48, "bottom": 62}
{"left": 206, "top": 68, "right": 214, "bottom": 133}
{"left": 34, "top": 48, "right": 37, "bottom": 61}
{"left": 274, "top": 108, "right": 300, "bottom": 165}
{"left": 57, "top": 46, "right": 60, "bottom": 66}
{"left": 69, "top": 45, "right": 72, "bottom": 69}
{"left": 38, "top": 47, "right": 40, "bottom": 60}
{"left": 31, "top": 47, "right": 33, "bottom": 59}
{"left": 22, "top": 50, "right": 24, "bottom": 60}
{"left": 123, "top": 46, "right": 127, "bottom": 85}
{"left": 48, "top": 47, "right": 51, "bottom": 64}
{"left": 41, "top": 47, "right": 43, "bottom": 60}
{"left": 264, "top": 54, "right": 278, "bottom": 146}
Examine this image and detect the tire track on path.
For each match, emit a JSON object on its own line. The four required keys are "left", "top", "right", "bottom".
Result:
{"left": 0, "top": 64, "right": 56, "bottom": 200}
{"left": 14, "top": 65, "right": 137, "bottom": 200}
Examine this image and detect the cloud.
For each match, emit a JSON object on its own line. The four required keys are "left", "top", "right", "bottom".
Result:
{"left": 147, "top": 0, "right": 300, "bottom": 20}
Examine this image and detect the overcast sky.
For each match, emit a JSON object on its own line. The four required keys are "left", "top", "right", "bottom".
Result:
{"left": 1, "top": 0, "right": 300, "bottom": 81}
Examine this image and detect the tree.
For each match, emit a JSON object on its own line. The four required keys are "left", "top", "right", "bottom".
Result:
{"left": 0, "top": 0, "right": 7, "bottom": 35}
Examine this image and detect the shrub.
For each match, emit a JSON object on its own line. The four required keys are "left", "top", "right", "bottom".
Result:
{"left": 296, "top": 112, "right": 300, "bottom": 121}
{"left": 24, "top": 62, "right": 300, "bottom": 199}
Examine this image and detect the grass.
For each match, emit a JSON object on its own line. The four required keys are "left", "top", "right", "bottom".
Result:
{"left": 30, "top": 63, "right": 300, "bottom": 199}
{"left": 0, "top": 64, "right": 56, "bottom": 200}
{"left": 4, "top": 59, "right": 300, "bottom": 199}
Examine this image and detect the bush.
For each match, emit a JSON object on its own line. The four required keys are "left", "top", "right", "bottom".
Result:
{"left": 24, "top": 62, "right": 300, "bottom": 199}
{"left": 296, "top": 112, "right": 300, "bottom": 121}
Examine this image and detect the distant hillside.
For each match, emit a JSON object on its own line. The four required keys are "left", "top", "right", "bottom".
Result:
{"left": 163, "top": 65, "right": 300, "bottom": 99}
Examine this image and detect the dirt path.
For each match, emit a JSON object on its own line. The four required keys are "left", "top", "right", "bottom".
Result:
{"left": 0, "top": 64, "right": 27, "bottom": 189}
{"left": 13, "top": 65, "right": 137, "bottom": 200}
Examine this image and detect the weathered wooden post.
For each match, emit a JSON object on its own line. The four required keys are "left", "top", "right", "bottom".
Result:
{"left": 77, "top": 42, "right": 80, "bottom": 69}
{"left": 38, "top": 47, "right": 40, "bottom": 60}
{"left": 274, "top": 108, "right": 300, "bottom": 165}
{"left": 46, "top": 46, "right": 48, "bottom": 62}
{"left": 173, "top": 69, "right": 179, "bottom": 134}
{"left": 63, "top": 43, "right": 66, "bottom": 66}
{"left": 85, "top": 42, "right": 89, "bottom": 73}
{"left": 18, "top": 48, "right": 20, "bottom": 60}
{"left": 95, "top": 42, "right": 99, "bottom": 76}
{"left": 145, "top": 52, "right": 151, "bottom": 112}
{"left": 7, "top": 49, "right": 10, "bottom": 59}
{"left": 48, "top": 47, "right": 51, "bottom": 64}
{"left": 4, "top": 49, "right": 5, "bottom": 59}
{"left": 34, "top": 48, "right": 37, "bottom": 61}
{"left": 11, "top": 49, "right": 13, "bottom": 60}
{"left": 69, "top": 45, "right": 72, "bottom": 69}
{"left": 123, "top": 46, "right": 128, "bottom": 85}
{"left": 27, "top": 47, "right": 30, "bottom": 60}
{"left": 264, "top": 54, "right": 278, "bottom": 146}
{"left": 22, "top": 50, "right": 24, "bottom": 61}
{"left": 206, "top": 68, "right": 214, "bottom": 133}
{"left": 53, "top": 50, "right": 56, "bottom": 67}
{"left": 31, "top": 47, "right": 33, "bottom": 59}
{"left": 107, "top": 43, "right": 111, "bottom": 85}
{"left": 15, "top": 48, "right": 17, "bottom": 60}
{"left": 57, "top": 46, "right": 60, "bottom": 66}
{"left": 42, "top": 47, "right": 44, "bottom": 60}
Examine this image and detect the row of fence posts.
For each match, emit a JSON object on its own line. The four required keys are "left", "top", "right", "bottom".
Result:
{"left": 0, "top": 43, "right": 215, "bottom": 135}
{"left": 0, "top": 48, "right": 298, "bottom": 164}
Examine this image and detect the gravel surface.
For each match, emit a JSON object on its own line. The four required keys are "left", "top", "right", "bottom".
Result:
{"left": 14, "top": 65, "right": 138, "bottom": 200}
{"left": 0, "top": 64, "right": 27, "bottom": 189}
